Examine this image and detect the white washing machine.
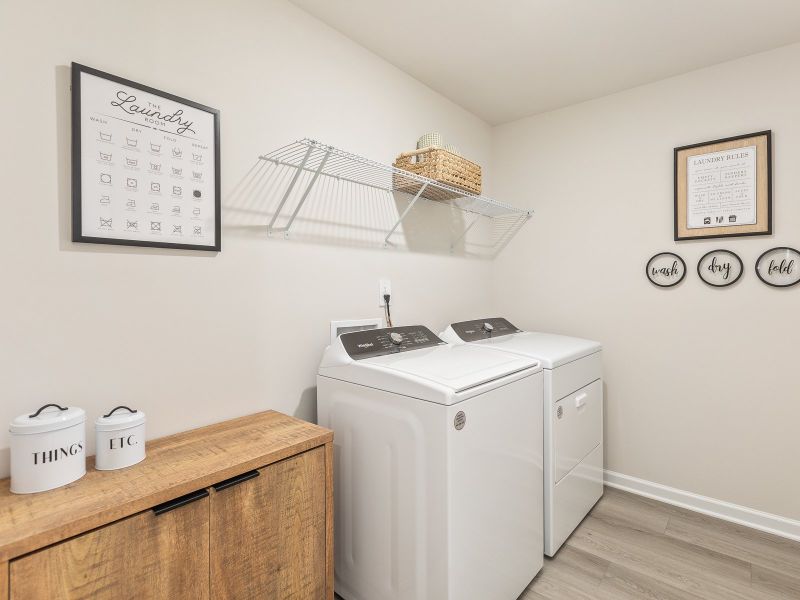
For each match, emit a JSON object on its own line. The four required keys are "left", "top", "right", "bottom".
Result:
{"left": 441, "top": 318, "right": 603, "bottom": 556}
{"left": 317, "top": 325, "right": 544, "bottom": 600}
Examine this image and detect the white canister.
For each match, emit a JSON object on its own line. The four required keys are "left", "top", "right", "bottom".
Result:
{"left": 9, "top": 404, "right": 87, "bottom": 494}
{"left": 95, "top": 406, "right": 146, "bottom": 471}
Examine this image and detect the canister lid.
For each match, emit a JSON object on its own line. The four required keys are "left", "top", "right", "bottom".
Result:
{"left": 10, "top": 404, "right": 86, "bottom": 435}
{"left": 95, "top": 406, "right": 146, "bottom": 432}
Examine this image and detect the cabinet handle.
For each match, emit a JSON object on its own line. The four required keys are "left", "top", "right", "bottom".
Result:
{"left": 152, "top": 489, "right": 209, "bottom": 516}
{"left": 212, "top": 469, "right": 260, "bottom": 492}
{"left": 575, "top": 393, "right": 588, "bottom": 409}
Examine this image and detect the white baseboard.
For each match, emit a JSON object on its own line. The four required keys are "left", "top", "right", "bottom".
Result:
{"left": 604, "top": 469, "right": 800, "bottom": 543}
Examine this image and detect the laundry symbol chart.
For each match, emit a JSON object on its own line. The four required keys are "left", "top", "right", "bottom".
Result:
{"left": 99, "top": 217, "right": 113, "bottom": 228}
{"left": 150, "top": 162, "right": 161, "bottom": 172}
{"left": 126, "top": 137, "right": 138, "bottom": 148}
{"left": 126, "top": 220, "right": 138, "bottom": 230}
{"left": 100, "top": 173, "right": 112, "bottom": 185}
{"left": 99, "top": 151, "right": 112, "bottom": 161}
{"left": 172, "top": 148, "right": 183, "bottom": 158}
{"left": 172, "top": 167, "right": 183, "bottom": 176}
{"left": 126, "top": 157, "right": 138, "bottom": 167}
{"left": 150, "top": 142, "right": 161, "bottom": 153}
{"left": 126, "top": 177, "right": 138, "bottom": 190}
{"left": 99, "top": 132, "right": 112, "bottom": 142}
{"left": 100, "top": 195, "right": 111, "bottom": 205}
{"left": 172, "top": 225, "right": 182, "bottom": 234}
{"left": 150, "top": 221, "right": 161, "bottom": 232}
{"left": 151, "top": 182, "right": 161, "bottom": 193}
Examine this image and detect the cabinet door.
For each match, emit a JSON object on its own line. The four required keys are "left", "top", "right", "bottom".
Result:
{"left": 211, "top": 447, "right": 327, "bottom": 599}
{"left": 10, "top": 494, "right": 209, "bottom": 600}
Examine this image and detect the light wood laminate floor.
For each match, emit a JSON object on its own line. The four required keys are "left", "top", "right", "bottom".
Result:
{"left": 335, "top": 486, "right": 800, "bottom": 599}
{"left": 522, "top": 486, "right": 800, "bottom": 600}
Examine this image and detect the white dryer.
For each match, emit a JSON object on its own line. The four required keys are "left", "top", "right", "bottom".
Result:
{"left": 317, "top": 325, "right": 544, "bottom": 600}
{"left": 441, "top": 318, "right": 603, "bottom": 556}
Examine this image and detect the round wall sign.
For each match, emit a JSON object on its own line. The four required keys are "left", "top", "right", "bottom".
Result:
{"left": 755, "top": 247, "right": 800, "bottom": 287}
{"left": 697, "top": 250, "right": 743, "bottom": 287}
{"left": 646, "top": 252, "right": 686, "bottom": 287}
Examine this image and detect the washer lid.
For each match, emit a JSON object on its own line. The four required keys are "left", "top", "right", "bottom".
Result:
{"left": 10, "top": 404, "right": 86, "bottom": 435}
{"left": 471, "top": 331, "right": 601, "bottom": 368}
{"left": 364, "top": 343, "right": 538, "bottom": 392}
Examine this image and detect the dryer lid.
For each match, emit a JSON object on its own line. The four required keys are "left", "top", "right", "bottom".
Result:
{"left": 469, "top": 331, "right": 601, "bottom": 368}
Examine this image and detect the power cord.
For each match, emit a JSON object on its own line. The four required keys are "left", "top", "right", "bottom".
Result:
{"left": 383, "top": 294, "right": 393, "bottom": 328}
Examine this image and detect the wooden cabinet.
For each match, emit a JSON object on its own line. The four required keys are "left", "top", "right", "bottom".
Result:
{"left": 0, "top": 411, "right": 333, "bottom": 600}
{"left": 10, "top": 495, "right": 210, "bottom": 600}
{"left": 211, "top": 447, "right": 327, "bottom": 599}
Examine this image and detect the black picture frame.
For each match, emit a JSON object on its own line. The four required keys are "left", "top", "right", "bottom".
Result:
{"left": 755, "top": 247, "right": 800, "bottom": 288}
{"left": 645, "top": 252, "right": 687, "bottom": 288}
{"left": 71, "top": 62, "right": 221, "bottom": 251}
{"left": 674, "top": 131, "right": 772, "bottom": 242}
{"left": 696, "top": 249, "right": 744, "bottom": 287}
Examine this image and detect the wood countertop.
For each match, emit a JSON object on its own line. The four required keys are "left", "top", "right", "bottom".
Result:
{"left": 0, "top": 410, "right": 332, "bottom": 562}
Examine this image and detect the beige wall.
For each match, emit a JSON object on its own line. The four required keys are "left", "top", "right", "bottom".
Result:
{"left": 490, "top": 43, "right": 800, "bottom": 520}
{"left": 0, "top": 0, "right": 494, "bottom": 475}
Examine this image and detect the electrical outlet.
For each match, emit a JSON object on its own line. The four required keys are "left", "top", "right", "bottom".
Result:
{"left": 378, "top": 279, "right": 392, "bottom": 307}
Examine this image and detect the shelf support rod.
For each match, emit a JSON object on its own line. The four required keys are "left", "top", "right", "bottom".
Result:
{"left": 450, "top": 214, "right": 481, "bottom": 252}
{"left": 278, "top": 148, "right": 331, "bottom": 237}
{"left": 268, "top": 144, "right": 314, "bottom": 236}
{"left": 384, "top": 183, "right": 428, "bottom": 247}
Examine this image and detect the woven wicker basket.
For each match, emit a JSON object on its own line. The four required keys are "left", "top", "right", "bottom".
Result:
{"left": 393, "top": 147, "right": 481, "bottom": 201}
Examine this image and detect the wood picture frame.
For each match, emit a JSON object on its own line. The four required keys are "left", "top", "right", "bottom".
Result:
{"left": 71, "top": 62, "right": 221, "bottom": 251}
{"left": 674, "top": 131, "right": 771, "bottom": 241}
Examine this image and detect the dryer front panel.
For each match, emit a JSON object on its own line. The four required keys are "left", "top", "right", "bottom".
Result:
{"left": 553, "top": 379, "right": 603, "bottom": 482}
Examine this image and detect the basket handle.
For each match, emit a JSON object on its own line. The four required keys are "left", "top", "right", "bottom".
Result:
{"left": 29, "top": 404, "right": 69, "bottom": 418}
{"left": 397, "top": 146, "right": 441, "bottom": 159}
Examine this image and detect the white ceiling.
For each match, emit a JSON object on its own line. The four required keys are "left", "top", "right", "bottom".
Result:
{"left": 290, "top": 0, "right": 800, "bottom": 125}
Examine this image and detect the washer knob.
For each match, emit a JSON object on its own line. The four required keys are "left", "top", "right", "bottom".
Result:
{"left": 390, "top": 332, "right": 404, "bottom": 345}
{"left": 482, "top": 322, "right": 494, "bottom": 333}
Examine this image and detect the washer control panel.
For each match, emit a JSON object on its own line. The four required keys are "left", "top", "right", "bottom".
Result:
{"left": 450, "top": 317, "right": 522, "bottom": 342}
{"left": 341, "top": 326, "right": 445, "bottom": 360}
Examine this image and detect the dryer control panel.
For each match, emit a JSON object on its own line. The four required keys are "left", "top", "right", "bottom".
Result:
{"left": 341, "top": 326, "right": 445, "bottom": 360}
{"left": 450, "top": 317, "right": 522, "bottom": 342}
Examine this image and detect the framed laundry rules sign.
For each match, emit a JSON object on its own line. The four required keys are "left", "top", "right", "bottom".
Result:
{"left": 674, "top": 131, "right": 771, "bottom": 241}
{"left": 71, "top": 63, "right": 221, "bottom": 251}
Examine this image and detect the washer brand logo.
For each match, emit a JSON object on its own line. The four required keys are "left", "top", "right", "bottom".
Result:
{"left": 32, "top": 442, "right": 84, "bottom": 465}
{"left": 454, "top": 411, "right": 466, "bottom": 431}
{"left": 357, "top": 343, "right": 374, "bottom": 349}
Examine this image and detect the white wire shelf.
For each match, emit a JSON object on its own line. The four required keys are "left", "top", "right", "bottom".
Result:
{"left": 257, "top": 138, "right": 533, "bottom": 249}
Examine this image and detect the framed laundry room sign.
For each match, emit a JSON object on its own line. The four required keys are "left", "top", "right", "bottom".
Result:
{"left": 674, "top": 131, "right": 771, "bottom": 241}
{"left": 71, "top": 63, "right": 221, "bottom": 251}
